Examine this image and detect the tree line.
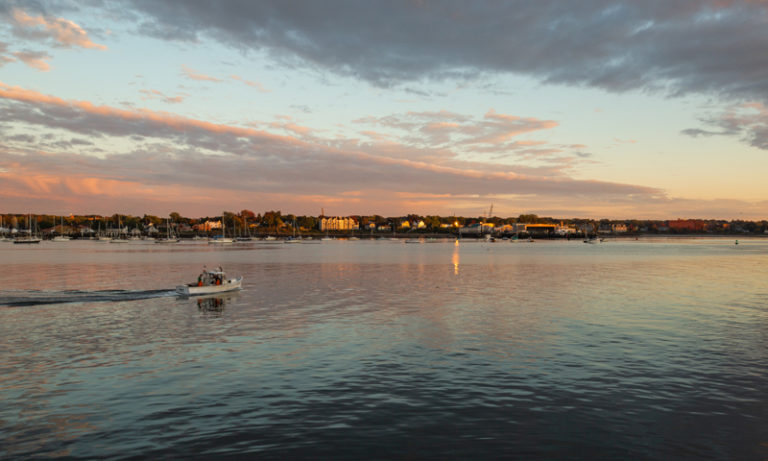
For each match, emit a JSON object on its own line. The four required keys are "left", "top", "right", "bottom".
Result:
{"left": 2, "top": 211, "right": 767, "bottom": 235}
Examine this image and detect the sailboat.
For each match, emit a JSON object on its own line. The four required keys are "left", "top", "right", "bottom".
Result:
{"left": 52, "top": 215, "right": 71, "bottom": 241}
{"left": 235, "top": 215, "right": 252, "bottom": 242}
{"left": 285, "top": 220, "right": 302, "bottom": 243}
{"left": 389, "top": 220, "right": 399, "bottom": 241}
{"left": 97, "top": 217, "right": 113, "bottom": 241}
{"left": 1, "top": 215, "right": 14, "bottom": 242}
{"left": 155, "top": 219, "right": 180, "bottom": 243}
{"left": 14, "top": 214, "right": 41, "bottom": 244}
{"left": 110, "top": 215, "right": 128, "bottom": 243}
{"left": 208, "top": 217, "right": 234, "bottom": 244}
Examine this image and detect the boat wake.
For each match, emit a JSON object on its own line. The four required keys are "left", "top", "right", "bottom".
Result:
{"left": 0, "top": 289, "right": 178, "bottom": 307}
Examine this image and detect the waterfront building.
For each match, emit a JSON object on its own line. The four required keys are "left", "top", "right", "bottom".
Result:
{"left": 612, "top": 223, "right": 628, "bottom": 233}
{"left": 525, "top": 223, "right": 557, "bottom": 235}
{"left": 195, "top": 220, "right": 222, "bottom": 232}
{"left": 556, "top": 223, "right": 578, "bottom": 235}
{"left": 460, "top": 222, "right": 495, "bottom": 234}
{"left": 320, "top": 217, "right": 359, "bottom": 231}
{"left": 668, "top": 219, "right": 706, "bottom": 232}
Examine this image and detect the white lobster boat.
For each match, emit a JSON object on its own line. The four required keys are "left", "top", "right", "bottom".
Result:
{"left": 176, "top": 268, "right": 243, "bottom": 296}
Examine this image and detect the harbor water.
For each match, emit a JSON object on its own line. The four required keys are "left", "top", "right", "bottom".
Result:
{"left": 1, "top": 238, "right": 767, "bottom": 459}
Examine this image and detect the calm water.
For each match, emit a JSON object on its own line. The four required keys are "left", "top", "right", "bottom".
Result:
{"left": 1, "top": 238, "right": 767, "bottom": 459}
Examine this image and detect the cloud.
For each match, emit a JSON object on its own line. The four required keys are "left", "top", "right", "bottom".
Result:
{"left": 354, "top": 109, "right": 562, "bottom": 161}
{"left": 230, "top": 75, "right": 269, "bottom": 92}
{"left": 0, "top": 55, "right": 15, "bottom": 67}
{"left": 181, "top": 64, "right": 221, "bottom": 82}
{"left": 116, "top": 0, "right": 768, "bottom": 102}
{"left": 682, "top": 102, "right": 768, "bottom": 149}
{"left": 10, "top": 8, "right": 106, "bottom": 50}
{"left": 11, "top": 49, "right": 51, "bottom": 71}
{"left": 0, "top": 41, "right": 16, "bottom": 67}
{"left": 139, "top": 89, "right": 187, "bottom": 104}
{"left": 0, "top": 81, "right": 665, "bottom": 216}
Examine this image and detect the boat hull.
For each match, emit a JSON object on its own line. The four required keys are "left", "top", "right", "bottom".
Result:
{"left": 176, "top": 276, "right": 243, "bottom": 296}
{"left": 208, "top": 238, "right": 234, "bottom": 244}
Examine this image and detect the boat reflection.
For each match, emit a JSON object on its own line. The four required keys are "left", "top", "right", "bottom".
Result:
{"left": 192, "top": 293, "right": 239, "bottom": 315}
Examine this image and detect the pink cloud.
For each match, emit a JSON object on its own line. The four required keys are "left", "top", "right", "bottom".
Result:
{"left": 0, "top": 81, "right": 298, "bottom": 146}
{"left": 181, "top": 65, "right": 222, "bottom": 82}
{"left": 11, "top": 8, "right": 106, "bottom": 50}
{"left": 139, "top": 89, "right": 187, "bottom": 104}
{"left": 230, "top": 75, "right": 269, "bottom": 92}
{"left": 11, "top": 50, "right": 51, "bottom": 71}
{"left": 0, "top": 82, "right": 674, "bottom": 218}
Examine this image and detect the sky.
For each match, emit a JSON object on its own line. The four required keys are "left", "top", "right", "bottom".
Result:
{"left": 1, "top": 0, "right": 767, "bottom": 220}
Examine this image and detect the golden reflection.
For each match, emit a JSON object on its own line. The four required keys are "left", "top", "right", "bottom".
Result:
{"left": 452, "top": 240, "right": 460, "bottom": 275}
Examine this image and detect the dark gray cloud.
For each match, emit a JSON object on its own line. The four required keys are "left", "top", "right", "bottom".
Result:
{"left": 682, "top": 103, "right": 768, "bottom": 149}
{"left": 103, "top": 0, "right": 768, "bottom": 101}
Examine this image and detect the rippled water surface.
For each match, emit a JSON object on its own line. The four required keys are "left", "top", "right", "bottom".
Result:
{"left": 2, "top": 238, "right": 767, "bottom": 459}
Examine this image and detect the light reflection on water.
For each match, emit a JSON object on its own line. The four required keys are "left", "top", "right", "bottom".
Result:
{"left": 1, "top": 238, "right": 767, "bottom": 459}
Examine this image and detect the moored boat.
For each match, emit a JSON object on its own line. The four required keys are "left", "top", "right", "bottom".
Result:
{"left": 176, "top": 267, "right": 243, "bottom": 296}
{"left": 13, "top": 237, "right": 41, "bottom": 244}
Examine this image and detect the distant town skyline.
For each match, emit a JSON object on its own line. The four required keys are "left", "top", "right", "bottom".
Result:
{"left": 1, "top": 1, "right": 768, "bottom": 219}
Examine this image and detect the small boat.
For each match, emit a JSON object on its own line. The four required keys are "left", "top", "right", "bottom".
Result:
{"left": 176, "top": 267, "right": 243, "bottom": 296}
{"left": 15, "top": 214, "right": 41, "bottom": 244}
{"left": 208, "top": 237, "right": 234, "bottom": 244}
{"left": 14, "top": 237, "right": 42, "bottom": 244}
{"left": 155, "top": 237, "right": 181, "bottom": 244}
{"left": 52, "top": 216, "right": 71, "bottom": 241}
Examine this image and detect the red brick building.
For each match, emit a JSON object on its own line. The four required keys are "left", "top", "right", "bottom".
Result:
{"left": 667, "top": 219, "right": 706, "bottom": 232}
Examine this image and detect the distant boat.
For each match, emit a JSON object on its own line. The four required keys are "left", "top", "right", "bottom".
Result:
{"left": 52, "top": 216, "right": 71, "bottom": 241}
{"left": 209, "top": 236, "right": 234, "bottom": 244}
{"left": 14, "top": 214, "right": 41, "bottom": 244}
{"left": 0, "top": 216, "right": 11, "bottom": 241}
{"left": 209, "top": 218, "right": 234, "bottom": 244}
{"left": 13, "top": 237, "right": 41, "bottom": 244}
{"left": 176, "top": 267, "right": 242, "bottom": 296}
{"left": 583, "top": 225, "right": 600, "bottom": 244}
{"left": 156, "top": 218, "right": 180, "bottom": 243}
{"left": 110, "top": 215, "right": 128, "bottom": 242}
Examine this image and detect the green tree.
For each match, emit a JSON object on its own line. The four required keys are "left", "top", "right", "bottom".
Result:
{"left": 425, "top": 215, "right": 441, "bottom": 229}
{"left": 143, "top": 215, "right": 162, "bottom": 227}
{"left": 262, "top": 211, "right": 283, "bottom": 233}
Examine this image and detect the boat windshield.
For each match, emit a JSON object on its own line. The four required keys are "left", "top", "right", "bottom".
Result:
{"left": 197, "top": 267, "right": 226, "bottom": 285}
